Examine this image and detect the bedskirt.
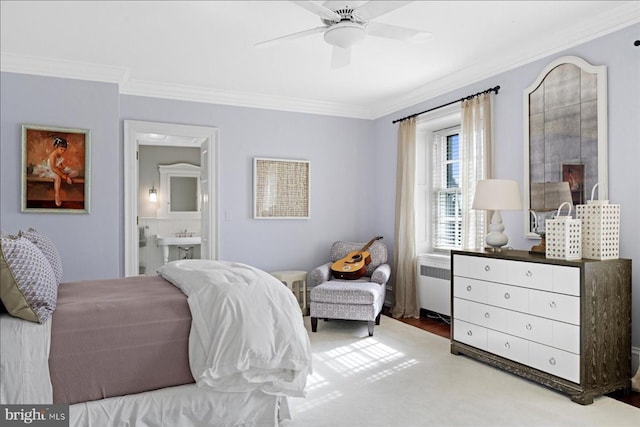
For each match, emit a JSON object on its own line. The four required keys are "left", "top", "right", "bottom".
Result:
{"left": 69, "top": 384, "right": 290, "bottom": 427}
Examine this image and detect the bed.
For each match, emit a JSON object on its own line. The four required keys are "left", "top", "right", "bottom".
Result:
{"left": 1, "top": 230, "right": 312, "bottom": 427}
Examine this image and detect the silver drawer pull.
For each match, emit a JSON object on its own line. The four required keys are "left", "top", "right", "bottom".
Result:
{"left": 526, "top": 270, "right": 532, "bottom": 277}
{"left": 526, "top": 323, "right": 532, "bottom": 331}
{"left": 466, "top": 285, "right": 472, "bottom": 292}
{"left": 484, "top": 265, "right": 491, "bottom": 272}
{"left": 549, "top": 301, "right": 557, "bottom": 309}
{"left": 484, "top": 312, "right": 490, "bottom": 319}
{"left": 504, "top": 292, "right": 510, "bottom": 300}
{"left": 504, "top": 342, "right": 511, "bottom": 349}
{"left": 549, "top": 357, "right": 556, "bottom": 366}
{"left": 467, "top": 330, "right": 473, "bottom": 336}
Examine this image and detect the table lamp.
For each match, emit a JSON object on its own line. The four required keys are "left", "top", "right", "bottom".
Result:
{"left": 472, "top": 179, "right": 522, "bottom": 251}
{"left": 529, "top": 181, "right": 572, "bottom": 254}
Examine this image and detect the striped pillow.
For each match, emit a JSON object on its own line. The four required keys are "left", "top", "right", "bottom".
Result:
{"left": 0, "top": 235, "right": 58, "bottom": 323}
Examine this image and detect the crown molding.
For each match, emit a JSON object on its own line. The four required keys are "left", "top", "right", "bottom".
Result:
{"left": 2, "top": 3, "right": 637, "bottom": 121}
{"left": 119, "top": 79, "right": 372, "bottom": 119}
{"left": 372, "top": 3, "right": 640, "bottom": 119}
{"left": 0, "top": 52, "right": 129, "bottom": 84}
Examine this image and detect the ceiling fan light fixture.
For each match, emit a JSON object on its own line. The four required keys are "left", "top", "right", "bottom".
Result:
{"left": 323, "top": 21, "right": 367, "bottom": 49}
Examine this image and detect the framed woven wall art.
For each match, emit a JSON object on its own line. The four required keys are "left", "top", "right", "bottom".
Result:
{"left": 253, "top": 157, "right": 310, "bottom": 219}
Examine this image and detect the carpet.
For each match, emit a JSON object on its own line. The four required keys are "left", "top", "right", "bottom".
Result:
{"left": 284, "top": 316, "right": 640, "bottom": 427}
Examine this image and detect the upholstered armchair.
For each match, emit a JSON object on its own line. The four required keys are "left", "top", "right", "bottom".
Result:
{"left": 309, "top": 240, "right": 390, "bottom": 336}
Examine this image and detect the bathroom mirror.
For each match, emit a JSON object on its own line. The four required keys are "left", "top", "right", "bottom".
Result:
{"left": 523, "top": 56, "right": 608, "bottom": 239}
{"left": 159, "top": 163, "right": 201, "bottom": 217}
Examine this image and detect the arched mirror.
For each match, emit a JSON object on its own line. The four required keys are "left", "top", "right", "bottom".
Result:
{"left": 523, "top": 56, "right": 608, "bottom": 240}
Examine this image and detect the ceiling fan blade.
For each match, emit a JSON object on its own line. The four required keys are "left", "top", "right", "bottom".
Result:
{"left": 331, "top": 46, "right": 351, "bottom": 68}
{"left": 354, "top": 1, "right": 413, "bottom": 21}
{"left": 255, "top": 26, "right": 327, "bottom": 48}
{"left": 291, "top": 1, "right": 341, "bottom": 22}
{"left": 366, "top": 21, "right": 432, "bottom": 43}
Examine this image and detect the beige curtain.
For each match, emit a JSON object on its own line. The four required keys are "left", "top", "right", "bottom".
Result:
{"left": 461, "top": 93, "right": 493, "bottom": 250}
{"left": 391, "top": 117, "right": 419, "bottom": 319}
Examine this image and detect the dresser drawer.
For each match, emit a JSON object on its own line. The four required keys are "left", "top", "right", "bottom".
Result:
{"left": 453, "top": 276, "right": 488, "bottom": 303}
{"left": 506, "top": 310, "right": 553, "bottom": 346}
{"left": 453, "top": 297, "right": 473, "bottom": 322}
{"left": 552, "top": 265, "right": 580, "bottom": 296}
{"left": 553, "top": 321, "right": 580, "bottom": 354}
{"left": 529, "top": 341, "right": 580, "bottom": 383}
{"left": 467, "top": 301, "right": 507, "bottom": 331}
{"left": 529, "top": 289, "right": 580, "bottom": 325}
{"left": 488, "top": 330, "right": 529, "bottom": 365}
{"left": 453, "top": 255, "right": 507, "bottom": 283}
{"left": 453, "top": 319, "right": 487, "bottom": 350}
{"left": 487, "top": 282, "right": 528, "bottom": 312}
{"left": 506, "top": 260, "right": 552, "bottom": 291}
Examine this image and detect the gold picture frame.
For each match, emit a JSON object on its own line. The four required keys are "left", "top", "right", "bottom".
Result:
{"left": 21, "top": 124, "right": 91, "bottom": 213}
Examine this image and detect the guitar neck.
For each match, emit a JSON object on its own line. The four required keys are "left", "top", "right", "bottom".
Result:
{"left": 359, "top": 236, "right": 383, "bottom": 253}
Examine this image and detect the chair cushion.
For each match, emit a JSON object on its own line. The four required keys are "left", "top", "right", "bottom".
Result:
{"left": 330, "top": 240, "right": 388, "bottom": 277}
{"left": 310, "top": 281, "right": 383, "bottom": 305}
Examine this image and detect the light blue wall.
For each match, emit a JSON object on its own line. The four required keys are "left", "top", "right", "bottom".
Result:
{"left": 374, "top": 23, "right": 640, "bottom": 346}
{"left": 0, "top": 73, "right": 121, "bottom": 281}
{"left": 120, "top": 95, "right": 375, "bottom": 274}
{"left": 1, "top": 23, "right": 638, "bottom": 346}
{"left": 0, "top": 78, "right": 374, "bottom": 281}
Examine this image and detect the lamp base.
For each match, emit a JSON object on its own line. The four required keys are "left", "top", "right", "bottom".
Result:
{"left": 484, "top": 210, "right": 509, "bottom": 251}
{"left": 529, "top": 234, "right": 547, "bottom": 255}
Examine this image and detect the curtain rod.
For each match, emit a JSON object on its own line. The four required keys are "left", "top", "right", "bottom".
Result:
{"left": 392, "top": 85, "right": 501, "bottom": 124}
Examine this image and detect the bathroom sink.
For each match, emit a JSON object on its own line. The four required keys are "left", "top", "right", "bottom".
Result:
{"left": 156, "top": 234, "right": 201, "bottom": 246}
{"left": 156, "top": 234, "right": 201, "bottom": 265}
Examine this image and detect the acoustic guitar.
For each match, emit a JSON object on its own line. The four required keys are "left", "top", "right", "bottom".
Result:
{"left": 330, "top": 236, "right": 383, "bottom": 280}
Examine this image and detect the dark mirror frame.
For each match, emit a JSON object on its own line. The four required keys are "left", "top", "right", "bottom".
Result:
{"left": 523, "top": 56, "right": 608, "bottom": 239}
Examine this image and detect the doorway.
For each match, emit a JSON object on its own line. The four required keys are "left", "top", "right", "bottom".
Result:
{"left": 124, "top": 120, "right": 218, "bottom": 277}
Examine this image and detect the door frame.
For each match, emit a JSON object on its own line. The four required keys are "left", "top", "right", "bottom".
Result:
{"left": 124, "top": 120, "right": 218, "bottom": 276}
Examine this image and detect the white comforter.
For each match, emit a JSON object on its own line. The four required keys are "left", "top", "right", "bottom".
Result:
{"left": 157, "top": 260, "right": 312, "bottom": 397}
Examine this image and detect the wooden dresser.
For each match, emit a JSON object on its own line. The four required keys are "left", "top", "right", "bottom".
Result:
{"left": 450, "top": 249, "right": 631, "bottom": 404}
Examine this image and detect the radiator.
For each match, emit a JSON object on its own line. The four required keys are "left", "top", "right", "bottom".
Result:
{"left": 416, "top": 255, "right": 451, "bottom": 316}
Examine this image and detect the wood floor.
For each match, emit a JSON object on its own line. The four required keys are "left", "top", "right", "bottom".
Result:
{"left": 383, "top": 311, "right": 640, "bottom": 408}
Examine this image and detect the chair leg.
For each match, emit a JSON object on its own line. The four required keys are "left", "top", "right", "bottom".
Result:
{"left": 311, "top": 317, "right": 318, "bottom": 332}
{"left": 375, "top": 312, "right": 381, "bottom": 325}
{"left": 368, "top": 320, "right": 374, "bottom": 336}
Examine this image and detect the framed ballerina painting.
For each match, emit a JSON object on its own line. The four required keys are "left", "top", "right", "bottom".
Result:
{"left": 21, "top": 124, "right": 91, "bottom": 213}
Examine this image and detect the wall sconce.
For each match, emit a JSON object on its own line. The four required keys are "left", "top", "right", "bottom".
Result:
{"left": 472, "top": 179, "right": 522, "bottom": 251}
{"left": 148, "top": 186, "right": 157, "bottom": 202}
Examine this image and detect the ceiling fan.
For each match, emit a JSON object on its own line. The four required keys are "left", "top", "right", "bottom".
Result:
{"left": 255, "top": 1, "right": 432, "bottom": 68}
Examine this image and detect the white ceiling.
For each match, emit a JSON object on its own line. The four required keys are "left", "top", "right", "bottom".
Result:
{"left": 1, "top": 1, "right": 638, "bottom": 119}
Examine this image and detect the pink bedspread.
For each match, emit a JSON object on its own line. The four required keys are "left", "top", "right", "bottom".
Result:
{"left": 48, "top": 276, "right": 194, "bottom": 404}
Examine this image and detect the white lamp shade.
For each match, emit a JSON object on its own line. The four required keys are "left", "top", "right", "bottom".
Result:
{"left": 472, "top": 179, "right": 522, "bottom": 211}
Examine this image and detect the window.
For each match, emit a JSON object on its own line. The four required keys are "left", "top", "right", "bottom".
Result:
{"left": 415, "top": 104, "right": 461, "bottom": 255}
{"left": 415, "top": 97, "right": 491, "bottom": 256}
{"left": 432, "top": 128, "right": 462, "bottom": 250}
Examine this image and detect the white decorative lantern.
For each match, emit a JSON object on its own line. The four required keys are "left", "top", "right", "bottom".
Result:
{"left": 576, "top": 184, "right": 620, "bottom": 260}
{"left": 546, "top": 202, "right": 582, "bottom": 260}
